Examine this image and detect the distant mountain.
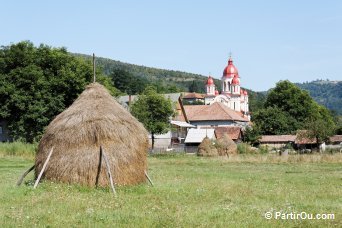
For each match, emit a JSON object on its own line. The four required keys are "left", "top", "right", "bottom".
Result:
{"left": 295, "top": 80, "right": 342, "bottom": 115}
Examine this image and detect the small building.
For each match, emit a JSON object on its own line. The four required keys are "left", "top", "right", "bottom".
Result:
{"left": 182, "top": 92, "right": 205, "bottom": 105}
{"left": 259, "top": 135, "right": 296, "bottom": 149}
{"left": 214, "top": 126, "right": 243, "bottom": 142}
{"left": 184, "top": 128, "right": 216, "bottom": 146}
{"left": 328, "top": 135, "right": 342, "bottom": 145}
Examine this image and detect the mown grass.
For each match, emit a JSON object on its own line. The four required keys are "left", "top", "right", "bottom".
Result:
{"left": 0, "top": 153, "right": 341, "bottom": 227}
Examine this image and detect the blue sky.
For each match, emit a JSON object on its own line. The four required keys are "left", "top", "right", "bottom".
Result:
{"left": 1, "top": 0, "right": 341, "bottom": 91}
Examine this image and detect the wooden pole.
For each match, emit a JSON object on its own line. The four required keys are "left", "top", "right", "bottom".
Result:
{"left": 34, "top": 147, "right": 54, "bottom": 189}
{"left": 100, "top": 146, "right": 116, "bottom": 195}
{"left": 95, "top": 147, "right": 103, "bottom": 188}
{"left": 144, "top": 170, "right": 154, "bottom": 186}
{"left": 93, "top": 53, "right": 96, "bottom": 83}
{"left": 16, "top": 165, "right": 35, "bottom": 186}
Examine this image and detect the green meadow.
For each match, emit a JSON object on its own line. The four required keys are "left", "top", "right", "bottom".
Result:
{"left": 0, "top": 151, "right": 341, "bottom": 227}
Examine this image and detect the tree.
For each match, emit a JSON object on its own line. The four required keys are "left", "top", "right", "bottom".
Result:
{"left": 110, "top": 68, "right": 148, "bottom": 95}
{"left": 0, "top": 41, "right": 117, "bottom": 142}
{"left": 264, "top": 80, "right": 317, "bottom": 127}
{"left": 130, "top": 86, "right": 174, "bottom": 149}
{"left": 254, "top": 80, "right": 336, "bottom": 144}
{"left": 243, "top": 125, "right": 261, "bottom": 146}
{"left": 252, "top": 106, "right": 296, "bottom": 135}
{"left": 302, "top": 105, "right": 336, "bottom": 151}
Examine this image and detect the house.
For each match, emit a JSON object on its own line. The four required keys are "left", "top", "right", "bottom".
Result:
{"left": 0, "top": 120, "right": 11, "bottom": 142}
{"left": 183, "top": 102, "right": 249, "bottom": 128}
{"left": 182, "top": 92, "right": 205, "bottom": 104}
{"left": 214, "top": 126, "right": 243, "bottom": 142}
{"left": 259, "top": 135, "right": 296, "bottom": 149}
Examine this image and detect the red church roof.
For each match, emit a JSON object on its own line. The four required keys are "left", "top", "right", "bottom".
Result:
{"left": 223, "top": 57, "right": 239, "bottom": 78}
{"left": 206, "top": 75, "right": 214, "bottom": 85}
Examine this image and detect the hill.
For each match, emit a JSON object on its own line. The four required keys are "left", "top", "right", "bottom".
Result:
{"left": 73, "top": 53, "right": 266, "bottom": 112}
{"left": 296, "top": 80, "right": 342, "bottom": 115}
{"left": 73, "top": 55, "right": 341, "bottom": 115}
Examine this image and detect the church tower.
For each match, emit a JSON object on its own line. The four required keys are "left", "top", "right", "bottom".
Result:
{"left": 205, "top": 75, "right": 215, "bottom": 96}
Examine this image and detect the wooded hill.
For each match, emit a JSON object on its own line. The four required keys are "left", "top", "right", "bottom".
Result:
{"left": 296, "top": 80, "right": 342, "bottom": 115}
{"left": 73, "top": 54, "right": 340, "bottom": 115}
{"left": 73, "top": 53, "right": 265, "bottom": 112}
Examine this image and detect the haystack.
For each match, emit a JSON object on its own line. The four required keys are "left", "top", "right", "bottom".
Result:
{"left": 216, "top": 133, "right": 237, "bottom": 156}
{"left": 197, "top": 137, "right": 218, "bottom": 157}
{"left": 35, "top": 83, "right": 148, "bottom": 187}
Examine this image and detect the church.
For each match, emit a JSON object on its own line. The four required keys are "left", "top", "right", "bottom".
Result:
{"left": 204, "top": 56, "right": 250, "bottom": 119}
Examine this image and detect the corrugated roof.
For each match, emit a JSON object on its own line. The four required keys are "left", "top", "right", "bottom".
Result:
{"left": 184, "top": 103, "right": 249, "bottom": 122}
{"left": 215, "top": 126, "right": 242, "bottom": 140}
{"left": 184, "top": 128, "right": 215, "bottom": 143}
{"left": 260, "top": 135, "right": 296, "bottom": 143}
{"left": 170, "top": 120, "right": 196, "bottom": 128}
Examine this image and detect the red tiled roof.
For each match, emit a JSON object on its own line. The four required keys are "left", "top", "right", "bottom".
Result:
{"left": 329, "top": 135, "right": 342, "bottom": 143}
{"left": 184, "top": 103, "right": 249, "bottom": 122}
{"left": 260, "top": 135, "right": 296, "bottom": 143}
{"left": 215, "top": 126, "right": 242, "bottom": 140}
{"left": 182, "top": 92, "right": 204, "bottom": 99}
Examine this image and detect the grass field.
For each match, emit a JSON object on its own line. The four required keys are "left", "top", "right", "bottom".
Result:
{"left": 0, "top": 153, "right": 341, "bottom": 227}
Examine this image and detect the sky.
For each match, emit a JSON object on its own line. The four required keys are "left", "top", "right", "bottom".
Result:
{"left": 1, "top": 0, "right": 341, "bottom": 91}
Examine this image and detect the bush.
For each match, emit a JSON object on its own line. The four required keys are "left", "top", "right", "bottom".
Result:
{"left": 258, "top": 145, "right": 269, "bottom": 154}
{"left": 237, "top": 143, "right": 255, "bottom": 154}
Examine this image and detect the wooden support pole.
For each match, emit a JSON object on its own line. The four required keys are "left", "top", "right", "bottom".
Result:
{"left": 34, "top": 147, "right": 54, "bottom": 189}
{"left": 100, "top": 146, "right": 116, "bottom": 195}
{"left": 93, "top": 53, "right": 96, "bottom": 83}
{"left": 144, "top": 170, "right": 154, "bottom": 186}
{"left": 16, "top": 165, "right": 35, "bottom": 186}
{"left": 95, "top": 147, "right": 103, "bottom": 188}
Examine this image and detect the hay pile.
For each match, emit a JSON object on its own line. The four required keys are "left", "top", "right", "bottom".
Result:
{"left": 216, "top": 133, "right": 237, "bottom": 156}
{"left": 35, "top": 83, "right": 148, "bottom": 187}
{"left": 197, "top": 137, "right": 218, "bottom": 157}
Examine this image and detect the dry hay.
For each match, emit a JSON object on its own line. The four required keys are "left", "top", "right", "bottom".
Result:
{"left": 35, "top": 83, "right": 148, "bottom": 187}
{"left": 216, "top": 133, "right": 237, "bottom": 156}
{"left": 197, "top": 137, "right": 218, "bottom": 157}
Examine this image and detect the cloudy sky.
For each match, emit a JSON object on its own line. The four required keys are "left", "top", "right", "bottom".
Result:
{"left": 1, "top": 0, "right": 341, "bottom": 91}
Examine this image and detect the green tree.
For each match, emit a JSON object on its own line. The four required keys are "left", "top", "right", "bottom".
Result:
{"left": 252, "top": 106, "right": 296, "bottom": 135}
{"left": 110, "top": 68, "right": 148, "bottom": 95}
{"left": 264, "top": 80, "right": 317, "bottom": 127}
{"left": 130, "top": 86, "right": 174, "bottom": 149}
{"left": 302, "top": 105, "right": 336, "bottom": 151}
{"left": 0, "top": 41, "right": 116, "bottom": 142}
{"left": 243, "top": 125, "right": 261, "bottom": 146}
